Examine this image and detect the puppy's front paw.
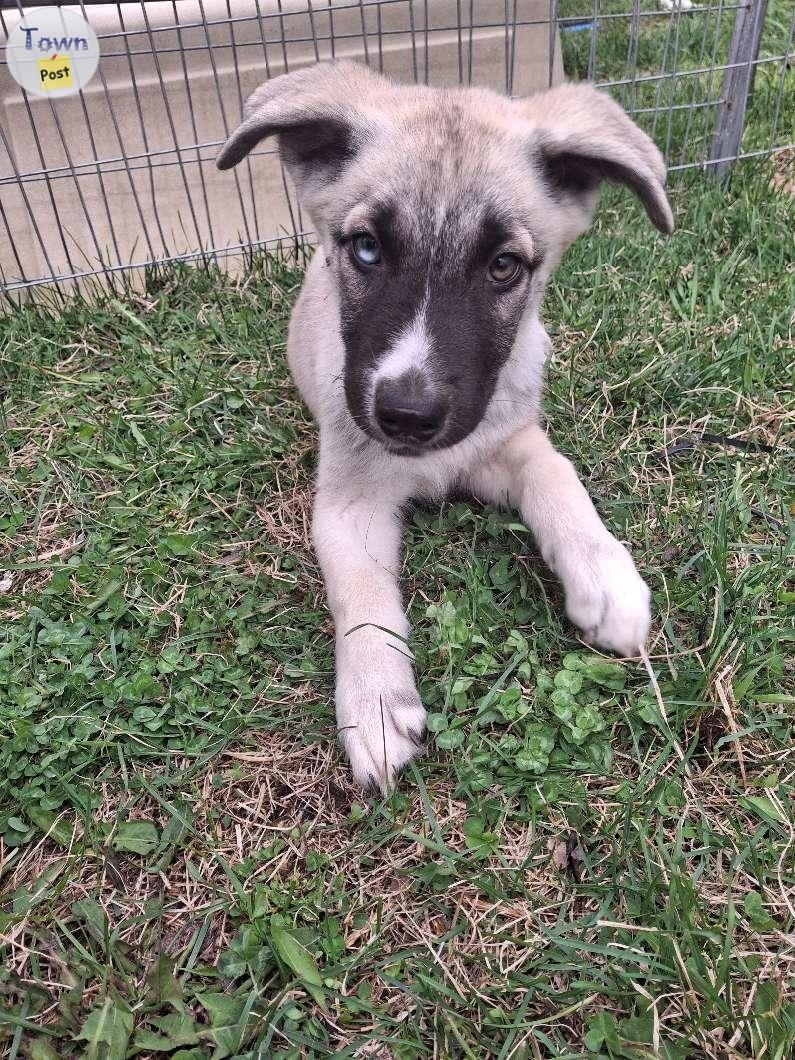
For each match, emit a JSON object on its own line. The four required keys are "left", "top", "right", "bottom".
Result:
{"left": 562, "top": 538, "right": 651, "bottom": 657}
{"left": 336, "top": 662, "right": 426, "bottom": 794}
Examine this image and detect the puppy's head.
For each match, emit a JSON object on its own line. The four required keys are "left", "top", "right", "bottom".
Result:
{"left": 218, "top": 62, "right": 673, "bottom": 455}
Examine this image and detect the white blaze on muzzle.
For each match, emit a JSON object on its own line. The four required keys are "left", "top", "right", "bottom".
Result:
{"left": 367, "top": 304, "right": 434, "bottom": 413}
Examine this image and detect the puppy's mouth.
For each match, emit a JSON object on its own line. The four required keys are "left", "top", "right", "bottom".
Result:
{"left": 363, "top": 410, "right": 485, "bottom": 457}
{"left": 365, "top": 418, "right": 449, "bottom": 457}
{"left": 378, "top": 436, "right": 441, "bottom": 458}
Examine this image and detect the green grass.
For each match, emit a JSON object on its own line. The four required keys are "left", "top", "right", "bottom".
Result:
{"left": 1, "top": 154, "right": 793, "bottom": 1057}
{"left": 559, "top": 0, "right": 794, "bottom": 168}
{"left": 4, "top": 8, "right": 794, "bottom": 1058}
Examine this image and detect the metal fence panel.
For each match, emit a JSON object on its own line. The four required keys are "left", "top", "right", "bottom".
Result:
{"left": 1, "top": 0, "right": 792, "bottom": 295}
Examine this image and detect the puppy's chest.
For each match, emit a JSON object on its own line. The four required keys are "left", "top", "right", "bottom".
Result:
{"left": 332, "top": 427, "right": 466, "bottom": 502}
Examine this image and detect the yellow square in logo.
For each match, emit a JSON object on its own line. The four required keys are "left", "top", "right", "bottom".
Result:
{"left": 37, "top": 56, "right": 73, "bottom": 91}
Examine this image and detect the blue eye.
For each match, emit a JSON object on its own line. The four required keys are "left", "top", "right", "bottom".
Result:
{"left": 351, "top": 233, "right": 381, "bottom": 267}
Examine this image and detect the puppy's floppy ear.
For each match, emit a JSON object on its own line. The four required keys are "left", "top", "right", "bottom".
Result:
{"left": 520, "top": 83, "right": 674, "bottom": 234}
{"left": 216, "top": 61, "right": 389, "bottom": 193}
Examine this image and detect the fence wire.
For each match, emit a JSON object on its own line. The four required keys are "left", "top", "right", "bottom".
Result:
{"left": 1, "top": 0, "right": 792, "bottom": 294}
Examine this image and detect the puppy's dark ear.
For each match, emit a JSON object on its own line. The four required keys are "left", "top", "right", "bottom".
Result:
{"left": 520, "top": 83, "right": 674, "bottom": 234}
{"left": 216, "top": 61, "right": 389, "bottom": 193}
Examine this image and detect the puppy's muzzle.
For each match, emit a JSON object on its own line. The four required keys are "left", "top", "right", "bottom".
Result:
{"left": 374, "top": 376, "right": 447, "bottom": 449}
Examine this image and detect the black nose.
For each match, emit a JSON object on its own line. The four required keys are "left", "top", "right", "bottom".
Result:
{"left": 374, "top": 378, "right": 446, "bottom": 445}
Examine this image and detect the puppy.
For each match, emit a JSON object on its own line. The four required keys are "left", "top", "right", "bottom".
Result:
{"left": 217, "top": 61, "right": 673, "bottom": 792}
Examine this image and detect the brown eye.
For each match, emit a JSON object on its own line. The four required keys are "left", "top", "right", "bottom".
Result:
{"left": 351, "top": 233, "right": 381, "bottom": 267}
{"left": 488, "top": 253, "right": 522, "bottom": 285}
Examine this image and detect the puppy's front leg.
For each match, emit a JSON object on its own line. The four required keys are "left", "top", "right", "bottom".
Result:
{"left": 312, "top": 477, "right": 425, "bottom": 792}
{"left": 472, "top": 425, "right": 651, "bottom": 656}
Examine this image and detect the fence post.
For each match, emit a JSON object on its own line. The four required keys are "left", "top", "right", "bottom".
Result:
{"left": 710, "top": 0, "right": 769, "bottom": 178}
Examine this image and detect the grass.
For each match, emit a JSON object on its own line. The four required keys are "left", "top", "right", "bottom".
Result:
{"left": 1, "top": 1, "right": 795, "bottom": 1052}
{"left": 1, "top": 155, "right": 793, "bottom": 1058}
{"left": 558, "top": 0, "right": 794, "bottom": 168}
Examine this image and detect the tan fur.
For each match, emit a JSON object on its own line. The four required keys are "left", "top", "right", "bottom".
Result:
{"left": 217, "top": 62, "right": 672, "bottom": 792}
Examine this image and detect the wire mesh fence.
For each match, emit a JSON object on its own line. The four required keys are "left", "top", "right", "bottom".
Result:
{"left": 1, "top": 0, "right": 792, "bottom": 295}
